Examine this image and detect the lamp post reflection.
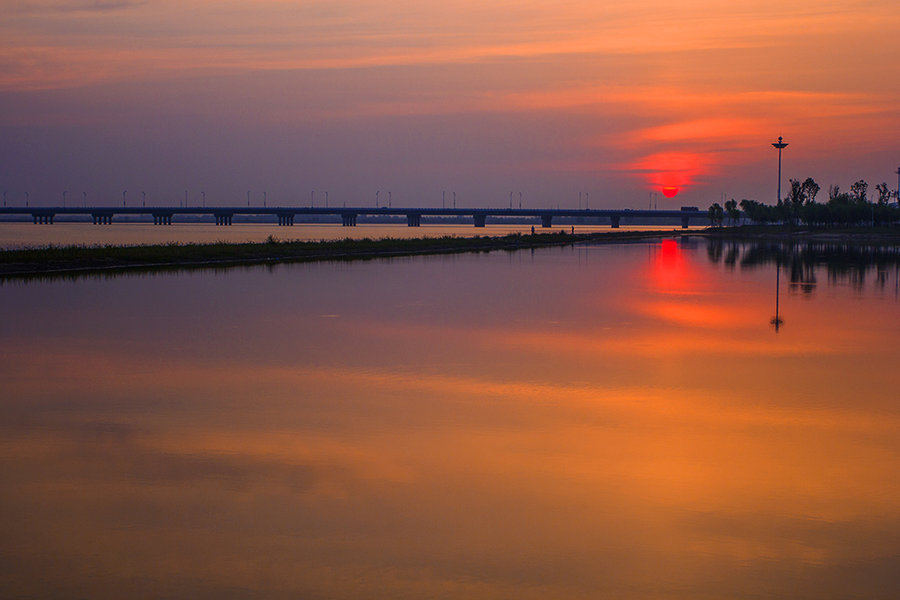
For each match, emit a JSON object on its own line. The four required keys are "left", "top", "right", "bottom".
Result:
{"left": 771, "top": 259, "right": 784, "bottom": 332}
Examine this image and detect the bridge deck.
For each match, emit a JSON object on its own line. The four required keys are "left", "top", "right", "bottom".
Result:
{"left": 0, "top": 206, "right": 705, "bottom": 228}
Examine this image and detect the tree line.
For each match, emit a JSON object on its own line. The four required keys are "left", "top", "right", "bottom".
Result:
{"left": 708, "top": 178, "right": 900, "bottom": 227}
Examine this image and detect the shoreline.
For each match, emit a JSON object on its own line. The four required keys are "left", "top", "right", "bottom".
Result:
{"left": 3, "top": 226, "right": 900, "bottom": 280}
{"left": 0, "top": 230, "right": 686, "bottom": 280}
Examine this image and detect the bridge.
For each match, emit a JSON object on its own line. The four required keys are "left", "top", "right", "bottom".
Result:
{"left": 0, "top": 206, "right": 707, "bottom": 228}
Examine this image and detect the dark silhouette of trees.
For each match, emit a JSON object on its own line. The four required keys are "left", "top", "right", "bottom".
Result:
{"left": 850, "top": 180, "right": 868, "bottom": 203}
{"left": 740, "top": 199, "right": 778, "bottom": 223}
{"left": 801, "top": 177, "right": 820, "bottom": 204}
{"left": 724, "top": 199, "right": 740, "bottom": 225}
{"left": 718, "top": 177, "right": 899, "bottom": 228}
{"left": 708, "top": 202, "right": 724, "bottom": 226}
{"left": 876, "top": 182, "right": 891, "bottom": 205}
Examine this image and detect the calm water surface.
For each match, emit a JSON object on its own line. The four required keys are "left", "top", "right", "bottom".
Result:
{"left": 1, "top": 238, "right": 899, "bottom": 599}
{"left": 0, "top": 222, "right": 697, "bottom": 249}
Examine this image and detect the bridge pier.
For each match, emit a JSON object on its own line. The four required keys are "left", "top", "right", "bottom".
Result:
{"left": 610, "top": 215, "right": 620, "bottom": 228}
{"left": 214, "top": 214, "right": 233, "bottom": 226}
{"left": 152, "top": 214, "right": 173, "bottom": 225}
{"left": 341, "top": 213, "right": 357, "bottom": 226}
{"left": 541, "top": 215, "right": 553, "bottom": 228}
{"left": 277, "top": 214, "right": 294, "bottom": 226}
{"left": 32, "top": 213, "right": 55, "bottom": 224}
{"left": 473, "top": 213, "right": 486, "bottom": 227}
{"left": 91, "top": 213, "right": 113, "bottom": 224}
{"left": 681, "top": 216, "right": 690, "bottom": 229}
{"left": 406, "top": 213, "right": 421, "bottom": 227}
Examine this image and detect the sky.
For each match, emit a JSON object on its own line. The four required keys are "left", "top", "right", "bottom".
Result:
{"left": 2, "top": 0, "right": 899, "bottom": 209}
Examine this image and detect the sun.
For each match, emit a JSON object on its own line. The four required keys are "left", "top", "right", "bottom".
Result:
{"left": 662, "top": 186, "right": 680, "bottom": 198}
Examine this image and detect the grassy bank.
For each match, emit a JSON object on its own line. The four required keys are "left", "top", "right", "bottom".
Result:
{"left": 0, "top": 230, "right": 684, "bottom": 279}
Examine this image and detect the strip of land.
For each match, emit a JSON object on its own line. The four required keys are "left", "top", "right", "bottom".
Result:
{"left": 4, "top": 226, "right": 900, "bottom": 280}
{"left": 0, "top": 230, "right": 682, "bottom": 279}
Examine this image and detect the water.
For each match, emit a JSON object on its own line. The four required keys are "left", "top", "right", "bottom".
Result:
{"left": 1, "top": 237, "right": 899, "bottom": 599}
{"left": 0, "top": 221, "right": 698, "bottom": 250}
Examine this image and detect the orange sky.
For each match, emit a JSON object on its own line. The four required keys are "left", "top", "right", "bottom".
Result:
{"left": 1, "top": 0, "right": 899, "bottom": 207}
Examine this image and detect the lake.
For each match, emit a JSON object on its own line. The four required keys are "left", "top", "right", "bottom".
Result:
{"left": 0, "top": 221, "right": 698, "bottom": 250}
{"left": 1, "top": 237, "right": 899, "bottom": 599}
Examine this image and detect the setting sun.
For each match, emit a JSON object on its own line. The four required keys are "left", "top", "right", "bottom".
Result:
{"left": 662, "top": 186, "right": 680, "bottom": 198}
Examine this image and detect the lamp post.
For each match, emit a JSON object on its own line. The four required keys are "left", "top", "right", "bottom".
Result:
{"left": 772, "top": 136, "right": 788, "bottom": 203}
{"left": 895, "top": 167, "right": 899, "bottom": 202}
{"left": 123, "top": 190, "right": 127, "bottom": 207}
{"left": 63, "top": 190, "right": 67, "bottom": 208}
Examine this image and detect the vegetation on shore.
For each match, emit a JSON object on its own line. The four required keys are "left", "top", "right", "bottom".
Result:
{"left": 0, "top": 230, "right": 679, "bottom": 279}
{"left": 708, "top": 177, "right": 900, "bottom": 227}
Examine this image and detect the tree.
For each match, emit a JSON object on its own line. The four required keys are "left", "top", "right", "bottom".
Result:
{"left": 875, "top": 182, "right": 891, "bottom": 205}
{"left": 829, "top": 184, "right": 841, "bottom": 202}
{"left": 740, "top": 199, "right": 777, "bottom": 224}
{"left": 801, "top": 177, "right": 820, "bottom": 205}
{"left": 724, "top": 198, "right": 740, "bottom": 225}
{"left": 850, "top": 180, "right": 868, "bottom": 204}
{"left": 708, "top": 202, "right": 724, "bottom": 227}
{"left": 784, "top": 179, "right": 805, "bottom": 224}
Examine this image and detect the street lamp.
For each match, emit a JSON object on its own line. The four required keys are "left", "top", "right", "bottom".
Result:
{"left": 63, "top": 190, "right": 67, "bottom": 208}
{"left": 772, "top": 136, "right": 788, "bottom": 203}
{"left": 895, "top": 167, "right": 899, "bottom": 202}
{"left": 123, "top": 190, "right": 127, "bottom": 207}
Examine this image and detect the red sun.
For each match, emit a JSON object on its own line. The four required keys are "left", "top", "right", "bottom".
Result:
{"left": 662, "top": 186, "right": 680, "bottom": 198}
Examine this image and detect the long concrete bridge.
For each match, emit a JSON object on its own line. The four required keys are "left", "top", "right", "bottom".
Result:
{"left": 0, "top": 206, "right": 707, "bottom": 228}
